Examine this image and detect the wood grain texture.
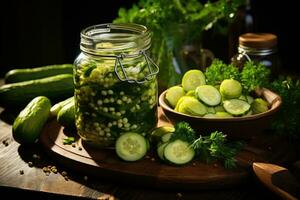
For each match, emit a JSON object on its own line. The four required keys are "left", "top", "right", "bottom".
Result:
{"left": 39, "top": 113, "right": 247, "bottom": 190}
{"left": 39, "top": 107, "right": 298, "bottom": 191}
{"left": 0, "top": 106, "right": 298, "bottom": 199}
{"left": 253, "top": 163, "right": 300, "bottom": 200}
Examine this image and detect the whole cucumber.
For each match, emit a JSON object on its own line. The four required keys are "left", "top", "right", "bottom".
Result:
{"left": 57, "top": 99, "right": 75, "bottom": 130}
{"left": 0, "top": 74, "right": 74, "bottom": 108}
{"left": 50, "top": 96, "right": 74, "bottom": 117}
{"left": 5, "top": 64, "right": 73, "bottom": 83}
{"left": 13, "top": 96, "right": 51, "bottom": 144}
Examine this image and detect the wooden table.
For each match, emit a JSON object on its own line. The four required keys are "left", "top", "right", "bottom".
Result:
{"left": 2, "top": 105, "right": 298, "bottom": 200}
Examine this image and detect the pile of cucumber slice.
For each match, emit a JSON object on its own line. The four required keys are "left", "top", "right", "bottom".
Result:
{"left": 165, "top": 70, "right": 270, "bottom": 117}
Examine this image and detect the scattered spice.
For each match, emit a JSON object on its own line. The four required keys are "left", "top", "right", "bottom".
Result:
{"left": 71, "top": 143, "right": 76, "bottom": 148}
{"left": 61, "top": 171, "right": 67, "bottom": 176}
{"left": 78, "top": 147, "right": 83, "bottom": 151}
{"left": 28, "top": 162, "right": 33, "bottom": 167}
{"left": 41, "top": 165, "right": 71, "bottom": 180}
{"left": 151, "top": 158, "right": 155, "bottom": 162}
{"left": 43, "top": 167, "right": 49, "bottom": 173}
{"left": 145, "top": 155, "right": 150, "bottom": 159}
{"left": 51, "top": 166, "right": 58, "bottom": 174}
{"left": 192, "top": 162, "right": 196, "bottom": 166}
{"left": 2, "top": 140, "right": 9, "bottom": 147}
{"left": 19, "top": 170, "right": 24, "bottom": 175}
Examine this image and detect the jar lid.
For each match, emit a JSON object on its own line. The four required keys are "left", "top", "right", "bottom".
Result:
{"left": 239, "top": 33, "right": 277, "bottom": 49}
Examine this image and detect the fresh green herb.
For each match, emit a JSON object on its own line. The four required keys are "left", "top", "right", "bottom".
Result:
{"left": 169, "top": 121, "right": 196, "bottom": 144}
{"left": 205, "top": 59, "right": 240, "bottom": 85}
{"left": 240, "top": 61, "right": 271, "bottom": 93}
{"left": 114, "top": 0, "right": 245, "bottom": 88}
{"left": 192, "top": 131, "right": 243, "bottom": 169}
{"left": 63, "top": 137, "right": 75, "bottom": 145}
{"left": 270, "top": 77, "right": 300, "bottom": 139}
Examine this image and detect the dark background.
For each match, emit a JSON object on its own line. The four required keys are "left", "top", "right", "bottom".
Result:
{"left": 0, "top": 0, "right": 298, "bottom": 77}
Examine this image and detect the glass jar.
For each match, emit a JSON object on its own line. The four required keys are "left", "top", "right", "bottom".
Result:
{"left": 74, "top": 23, "right": 159, "bottom": 148}
{"left": 231, "top": 33, "right": 280, "bottom": 77}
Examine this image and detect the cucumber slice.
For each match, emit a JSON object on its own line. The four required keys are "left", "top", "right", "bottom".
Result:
{"left": 161, "top": 132, "right": 173, "bottom": 143}
{"left": 186, "top": 90, "right": 195, "bottom": 97}
{"left": 206, "top": 106, "right": 216, "bottom": 114}
{"left": 238, "top": 95, "right": 247, "bottom": 101}
{"left": 182, "top": 70, "right": 206, "bottom": 91}
{"left": 178, "top": 101, "right": 190, "bottom": 114}
{"left": 223, "top": 99, "right": 251, "bottom": 116}
{"left": 215, "top": 111, "right": 233, "bottom": 118}
{"left": 246, "top": 95, "right": 254, "bottom": 104}
{"left": 214, "top": 105, "right": 225, "bottom": 112}
{"left": 179, "top": 97, "right": 207, "bottom": 116}
{"left": 157, "top": 142, "right": 168, "bottom": 161}
{"left": 203, "top": 113, "right": 216, "bottom": 118}
{"left": 175, "top": 96, "right": 192, "bottom": 112}
{"left": 150, "top": 126, "right": 175, "bottom": 143}
{"left": 243, "top": 109, "right": 253, "bottom": 116}
{"left": 165, "top": 86, "right": 185, "bottom": 108}
{"left": 115, "top": 132, "right": 148, "bottom": 162}
{"left": 251, "top": 98, "right": 269, "bottom": 114}
{"left": 163, "top": 140, "right": 195, "bottom": 165}
{"left": 196, "top": 85, "right": 221, "bottom": 106}
{"left": 220, "top": 79, "right": 242, "bottom": 99}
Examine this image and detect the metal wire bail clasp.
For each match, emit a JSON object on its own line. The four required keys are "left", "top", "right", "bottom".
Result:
{"left": 114, "top": 51, "right": 159, "bottom": 84}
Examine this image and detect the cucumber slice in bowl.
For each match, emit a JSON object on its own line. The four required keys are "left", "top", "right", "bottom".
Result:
{"left": 196, "top": 85, "right": 221, "bottom": 106}
{"left": 223, "top": 99, "right": 251, "bottom": 116}
{"left": 115, "top": 132, "right": 148, "bottom": 162}
{"left": 220, "top": 79, "right": 242, "bottom": 99}
{"left": 163, "top": 140, "right": 195, "bottom": 165}
{"left": 178, "top": 97, "right": 207, "bottom": 116}
{"left": 182, "top": 70, "right": 206, "bottom": 91}
{"left": 165, "top": 86, "right": 185, "bottom": 108}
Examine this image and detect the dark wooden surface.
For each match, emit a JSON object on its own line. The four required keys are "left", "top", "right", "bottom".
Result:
{"left": 39, "top": 108, "right": 295, "bottom": 191}
{"left": 39, "top": 110, "right": 248, "bottom": 190}
{"left": 1, "top": 105, "right": 299, "bottom": 199}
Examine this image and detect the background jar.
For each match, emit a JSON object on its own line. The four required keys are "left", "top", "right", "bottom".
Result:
{"left": 231, "top": 33, "right": 280, "bottom": 77}
{"left": 74, "top": 23, "right": 159, "bottom": 148}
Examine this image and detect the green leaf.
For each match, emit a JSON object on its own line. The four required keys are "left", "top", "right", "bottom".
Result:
{"left": 63, "top": 137, "right": 75, "bottom": 145}
{"left": 205, "top": 59, "right": 240, "bottom": 85}
{"left": 240, "top": 61, "right": 271, "bottom": 92}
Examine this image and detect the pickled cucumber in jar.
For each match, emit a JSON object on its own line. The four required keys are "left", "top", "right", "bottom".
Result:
{"left": 74, "top": 24, "right": 158, "bottom": 148}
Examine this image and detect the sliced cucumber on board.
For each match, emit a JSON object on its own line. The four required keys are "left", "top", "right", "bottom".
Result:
{"left": 163, "top": 140, "right": 195, "bottom": 165}
{"left": 115, "top": 132, "right": 148, "bottom": 162}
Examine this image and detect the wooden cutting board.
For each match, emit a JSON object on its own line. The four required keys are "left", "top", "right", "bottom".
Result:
{"left": 39, "top": 107, "right": 298, "bottom": 190}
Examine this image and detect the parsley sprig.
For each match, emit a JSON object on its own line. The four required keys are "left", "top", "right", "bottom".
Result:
{"left": 269, "top": 77, "right": 300, "bottom": 139}
{"left": 192, "top": 131, "right": 243, "bottom": 169}
{"left": 205, "top": 59, "right": 240, "bottom": 85}
{"left": 170, "top": 122, "right": 243, "bottom": 169}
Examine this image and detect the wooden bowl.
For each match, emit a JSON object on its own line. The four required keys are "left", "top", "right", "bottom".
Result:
{"left": 159, "top": 88, "right": 282, "bottom": 140}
